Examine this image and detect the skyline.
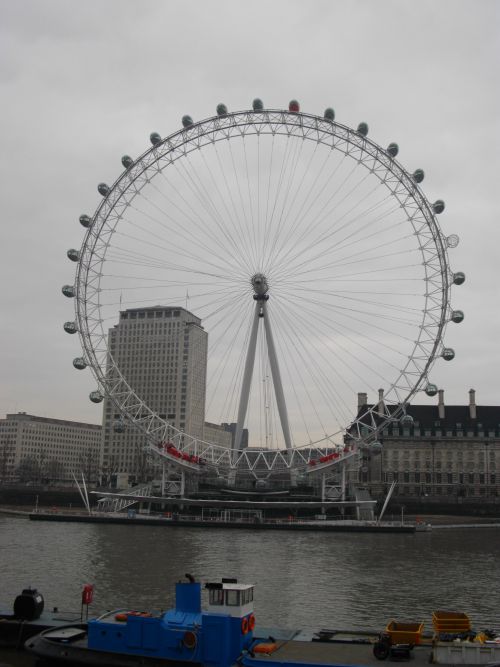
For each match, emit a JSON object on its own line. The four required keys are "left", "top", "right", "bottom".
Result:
{"left": 1, "top": 0, "right": 498, "bottom": 429}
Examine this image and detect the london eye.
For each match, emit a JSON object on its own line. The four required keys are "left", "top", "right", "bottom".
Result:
{"left": 62, "top": 99, "right": 465, "bottom": 485}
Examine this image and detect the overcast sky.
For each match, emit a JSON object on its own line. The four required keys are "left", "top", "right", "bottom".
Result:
{"left": 0, "top": 0, "right": 498, "bottom": 427}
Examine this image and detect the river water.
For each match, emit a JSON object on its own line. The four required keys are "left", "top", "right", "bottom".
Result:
{"left": 1, "top": 516, "right": 499, "bottom": 634}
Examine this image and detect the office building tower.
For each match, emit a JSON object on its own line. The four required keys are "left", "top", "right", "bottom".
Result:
{"left": 102, "top": 306, "right": 208, "bottom": 480}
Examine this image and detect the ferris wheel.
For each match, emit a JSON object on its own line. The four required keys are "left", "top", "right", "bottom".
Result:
{"left": 62, "top": 99, "right": 465, "bottom": 482}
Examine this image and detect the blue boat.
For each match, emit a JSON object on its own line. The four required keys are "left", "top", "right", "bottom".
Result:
{"left": 26, "top": 576, "right": 259, "bottom": 667}
{"left": 25, "top": 575, "right": 498, "bottom": 667}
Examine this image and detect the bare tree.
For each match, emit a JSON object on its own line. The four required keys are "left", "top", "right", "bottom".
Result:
{"left": 0, "top": 442, "right": 9, "bottom": 481}
{"left": 16, "top": 456, "right": 40, "bottom": 484}
{"left": 131, "top": 446, "right": 153, "bottom": 484}
{"left": 77, "top": 445, "right": 99, "bottom": 485}
{"left": 45, "top": 458, "right": 63, "bottom": 486}
{"left": 101, "top": 453, "right": 119, "bottom": 488}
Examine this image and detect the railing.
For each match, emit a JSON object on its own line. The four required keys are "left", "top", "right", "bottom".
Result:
{"left": 96, "top": 484, "right": 153, "bottom": 513}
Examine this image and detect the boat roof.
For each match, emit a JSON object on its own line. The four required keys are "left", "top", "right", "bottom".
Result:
{"left": 206, "top": 582, "right": 254, "bottom": 591}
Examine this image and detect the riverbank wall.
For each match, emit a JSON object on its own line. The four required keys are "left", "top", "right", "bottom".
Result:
{"left": 0, "top": 486, "right": 499, "bottom": 522}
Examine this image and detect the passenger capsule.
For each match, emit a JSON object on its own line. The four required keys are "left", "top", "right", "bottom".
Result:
{"left": 400, "top": 414, "right": 414, "bottom": 426}
{"left": 433, "top": 199, "right": 445, "bottom": 214}
{"left": 63, "top": 321, "right": 78, "bottom": 334}
{"left": 357, "top": 122, "right": 369, "bottom": 136}
{"left": 387, "top": 143, "right": 399, "bottom": 157}
{"left": 150, "top": 132, "right": 161, "bottom": 145}
{"left": 73, "top": 357, "right": 87, "bottom": 370}
{"left": 324, "top": 108, "right": 335, "bottom": 121}
{"left": 182, "top": 115, "right": 194, "bottom": 127}
{"left": 442, "top": 347, "right": 455, "bottom": 361}
{"left": 113, "top": 419, "right": 125, "bottom": 433}
{"left": 97, "top": 183, "right": 110, "bottom": 196}
{"left": 446, "top": 234, "right": 459, "bottom": 248}
{"left": 61, "top": 285, "right": 75, "bottom": 298}
{"left": 255, "top": 478, "right": 269, "bottom": 489}
{"left": 370, "top": 441, "right": 382, "bottom": 454}
{"left": 79, "top": 214, "right": 92, "bottom": 228}
{"left": 67, "top": 249, "right": 80, "bottom": 262}
{"left": 413, "top": 169, "right": 425, "bottom": 183}
{"left": 451, "top": 310, "right": 464, "bottom": 323}
{"left": 89, "top": 390, "right": 104, "bottom": 404}
{"left": 216, "top": 103, "right": 228, "bottom": 116}
{"left": 453, "top": 271, "right": 466, "bottom": 285}
{"left": 288, "top": 99, "right": 300, "bottom": 112}
{"left": 121, "top": 155, "right": 134, "bottom": 169}
{"left": 252, "top": 98, "right": 264, "bottom": 111}
{"left": 425, "top": 383, "right": 438, "bottom": 397}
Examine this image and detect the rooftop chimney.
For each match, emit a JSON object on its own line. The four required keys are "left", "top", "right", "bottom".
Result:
{"left": 469, "top": 389, "right": 477, "bottom": 419}
{"left": 357, "top": 392, "right": 368, "bottom": 409}
{"left": 378, "top": 388, "right": 385, "bottom": 416}
{"left": 438, "top": 389, "right": 445, "bottom": 419}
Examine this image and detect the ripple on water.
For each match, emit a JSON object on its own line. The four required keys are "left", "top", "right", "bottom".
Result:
{"left": 1, "top": 517, "right": 499, "bottom": 631}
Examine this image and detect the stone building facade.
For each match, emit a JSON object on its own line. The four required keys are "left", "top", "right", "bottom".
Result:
{"left": 357, "top": 389, "right": 500, "bottom": 501}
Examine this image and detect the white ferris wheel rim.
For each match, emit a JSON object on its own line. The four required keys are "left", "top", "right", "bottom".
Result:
{"left": 71, "top": 107, "right": 453, "bottom": 474}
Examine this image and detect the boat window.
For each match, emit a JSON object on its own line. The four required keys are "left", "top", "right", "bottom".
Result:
{"left": 241, "top": 588, "right": 253, "bottom": 604}
{"left": 226, "top": 590, "right": 240, "bottom": 606}
{"left": 209, "top": 589, "right": 224, "bottom": 605}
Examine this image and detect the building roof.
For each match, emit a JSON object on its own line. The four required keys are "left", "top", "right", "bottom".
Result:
{"left": 355, "top": 402, "right": 500, "bottom": 435}
{"left": 3, "top": 412, "right": 101, "bottom": 430}
{"left": 404, "top": 404, "right": 500, "bottom": 430}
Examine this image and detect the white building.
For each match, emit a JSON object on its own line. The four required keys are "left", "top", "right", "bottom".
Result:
{"left": 0, "top": 412, "right": 101, "bottom": 484}
{"left": 102, "top": 306, "right": 208, "bottom": 481}
{"left": 203, "top": 422, "right": 232, "bottom": 449}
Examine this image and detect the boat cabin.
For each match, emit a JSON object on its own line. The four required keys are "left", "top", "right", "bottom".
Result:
{"left": 206, "top": 579, "right": 254, "bottom": 618}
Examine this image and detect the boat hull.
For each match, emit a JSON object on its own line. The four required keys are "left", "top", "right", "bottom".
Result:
{"left": 28, "top": 513, "right": 416, "bottom": 532}
{"left": 26, "top": 625, "right": 202, "bottom": 667}
{"left": 26, "top": 624, "right": 500, "bottom": 667}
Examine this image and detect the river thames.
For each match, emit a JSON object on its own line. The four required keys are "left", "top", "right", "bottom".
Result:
{"left": 1, "top": 516, "right": 499, "bottom": 633}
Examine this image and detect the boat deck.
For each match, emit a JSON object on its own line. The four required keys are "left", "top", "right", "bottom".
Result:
{"left": 0, "top": 608, "right": 83, "bottom": 648}
{"left": 246, "top": 639, "right": 433, "bottom": 667}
